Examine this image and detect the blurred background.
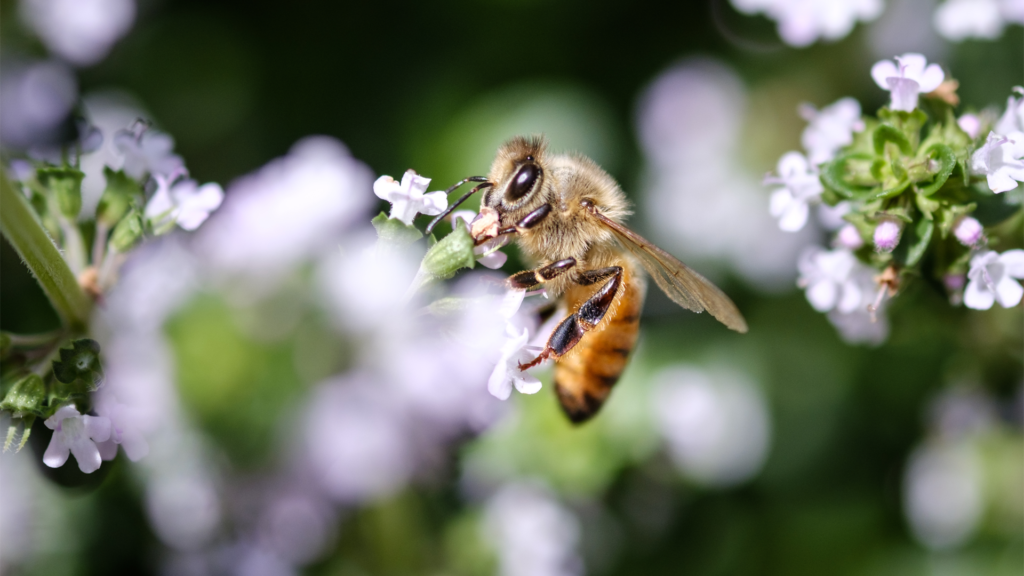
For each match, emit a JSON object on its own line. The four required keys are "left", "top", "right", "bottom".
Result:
{"left": 1, "top": 0, "right": 1022, "bottom": 575}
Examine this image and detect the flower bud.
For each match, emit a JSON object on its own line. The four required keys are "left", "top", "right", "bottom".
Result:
{"left": 873, "top": 220, "right": 902, "bottom": 253}
{"left": 421, "top": 224, "right": 476, "bottom": 280}
{"left": 96, "top": 167, "right": 143, "bottom": 227}
{"left": 110, "top": 209, "right": 144, "bottom": 253}
{"left": 37, "top": 166, "right": 85, "bottom": 219}
{"left": 836, "top": 224, "right": 864, "bottom": 250}
{"left": 957, "top": 114, "right": 980, "bottom": 139}
{"left": 0, "top": 374, "right": 46, "bottom": 417}
{"left": 953, "top": 216, "right": 983, "bottom": 247}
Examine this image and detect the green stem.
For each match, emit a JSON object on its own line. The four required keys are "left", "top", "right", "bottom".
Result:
{"left": 0, "top": 169, "right": 92, "bottom": 331}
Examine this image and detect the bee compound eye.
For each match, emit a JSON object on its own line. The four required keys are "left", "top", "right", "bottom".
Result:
{"left": 506, "top": 163, "right": 540, "bottom": 201}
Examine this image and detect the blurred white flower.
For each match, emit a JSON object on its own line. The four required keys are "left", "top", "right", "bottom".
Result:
{"left": 145, "top": 173, "right": 225, "bottom": 232}
{"left": 42, "top": 405, "right": 111, "bottom": 473}
{"left": 94, "top": 389, "right": 150, "bottom": 462}
{"left": 835, "top": 223, "right": 865, "bottom": 250}
{"left": 797, "top": 247, "right": 865, "bottom": 313}
{"left": 817, "top": 201, "right": 851, "bottom": 231}
{"left": 256, "top": 490, "right": 336, "bottom": 566}
{"left": 20, "top": 0, "right": 135, "bottom": 66}
{"left": 146, "top": 466, "right": 222, "bottom": 551}
{"left": 0, "top": 60, "right": 77, "bottom": 148}
{"left": 871, "top": 53, "right": 945, "bottom": 112}
{"left": 827, "top": 301, "right": 889, "bottom": 345}
{"left": 114, "top": 127, "right": 185, "bottom": 180}
{"left": 957, "top": 113, "right": 982, "bottom": 139}
{"left": 994, "top": 88, "right": 1024, "bottom": 135}
{"left": 767, "top": 151, "right": 824, "bottom": 232}
{"left": 652, "top": 365, "right": 771, "bottom": 487}
{"left": 199, "top": 136, "right": 374, "bottom": 276}
{"left": 964, "top": 249, "right": 1024, "bottom": 310}
{"left": 953, "top": 216, "right": 984, "bottom": 247}
{"left": 373, "top": 169, "right": 447, "bottom": 226}
{"left": 971, "top": 131, "right": 1024, "bottom": 193}
{"left": 452, "top": 210, "right": 510, "bottom": 269}
{"left": 800, "top": 98, "right": 864, "bottom": 165}
{"left": 928, "top": 387, "right": 996, "bottom": 440}
{"left": 933, "top": 0, "right": 1006, "bottom": 41}
{"left": 731, "top": 0, "right": 884, "bottom": 47}
{"left": 484, "top": 482, "right": 583, "bottom": 576}
{"left": 79, "top": 91, "right": 148, "bottom": 215}
{"left": 488, "top": 324, "right": 543, "bottom": 401}
{"left": 904, "top": 441, "right": 983, "bottom": 549}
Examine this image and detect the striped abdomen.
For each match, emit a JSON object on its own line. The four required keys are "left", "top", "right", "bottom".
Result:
{"left": 554, "top": 262, "right": 645, "bottom": 423}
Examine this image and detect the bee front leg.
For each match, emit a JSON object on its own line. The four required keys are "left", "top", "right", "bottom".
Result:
{"left": 519, "top": 267, "right": 623, "bottom": 370}
{"left": 475, "top": 204, "right": 553, "bottom": 246}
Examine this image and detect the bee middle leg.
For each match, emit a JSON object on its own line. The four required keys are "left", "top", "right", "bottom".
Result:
{"left": 518, "top": 266, "right": 623, "bottom": 370}
{"left": 508, "top": 258, "right": 576, "bottom": 289}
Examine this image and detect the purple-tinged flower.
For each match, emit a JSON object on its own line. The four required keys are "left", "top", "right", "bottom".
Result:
{"left": 871, "top": 53, "right": 945, "bottom": 112}
{"left": 373, "top": 170, "right": 447, "bottom": 226}
{"left": 452, "top": 210, "right": 510, "bottom": 269}
{"left": 43, "top": 405, "right": 111, "bottom": 473}
{"left": 934, "top": 0, "right": 1006, "bottom": 41}
{"left": 903, "top": 441, "right": 983, "bottom": 549}
{"left": 945, "top": 273, "right": 966, "bottom": 305}
{"left": 957, "top": 114, "right": 982, "bottom": 139}
{"left": 873, "top": 220, "right": 902, "bottom": 252}
{"left": 731, "top": 0, "right": 883, "bottom": 47}
{"left": 797, "top": 247, "right": 865, "bottom": 313}
{"left": 145, "top": 172, "right": 224, "bottom": 232}
{"left": 964, "top": 249, "right": 1024, "bottom": 310}
{"left": 21, "top": 0, "right": 136, "bottom": 66}
{"left": 767, "top": 151, "right": 823, "bottom": 232}
{"left": 953, "top": 216, "right": 984, "bottom": 247}
{"left": 835, "top": 224, "right": 864, "bottom": 250}
{"left": 113, "top": 127, "right": 185, "bottom": 180}
{"left": 94, "top": 390, "right": 149, "bottom": 462}
{"left": 483, "top": 482, "right": 583, "bottom": 576}
{"left": 995, "top": 87, "right": 1024, "bottom": 135}
{"left": 488, "top": 324, "right": 542, "bottom": 401}
{"left": 817, "top": 201, "right": 851, "bottom": 231}
{"left": 800, "top": 97, "right": 864, "bottom": 165}
{"left": 971, "top": 131, "right": 1024, "bottom": 193}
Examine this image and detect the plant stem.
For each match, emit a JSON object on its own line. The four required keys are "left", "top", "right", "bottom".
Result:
{"left": 0, "top": 169, "right": 92, "bottom": 332}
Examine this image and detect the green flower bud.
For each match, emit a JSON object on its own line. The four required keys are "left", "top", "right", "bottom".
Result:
{"left": 0, "top": 374, "right": 46, "bottom": 417}
{"left": 110, "top": 208, "right": 144, "bottom": 252}
{"left": 422, "top": 224, "right": 476, "bottom": 280}
{"left": 52, "top": 338, "right": 103, "bottom": 388}
{"left": 96, "top": 167, "right": 143, "bottom": 226}
{"left": 37, "top": 166, "right": 85, "bottom": 219}
{"left": 371, "top": 212, "right": 423, "bottom": 246}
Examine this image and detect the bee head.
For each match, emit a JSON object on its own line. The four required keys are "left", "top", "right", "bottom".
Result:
{"left": 484, "top": 135, "right": 547, "bottom": 214}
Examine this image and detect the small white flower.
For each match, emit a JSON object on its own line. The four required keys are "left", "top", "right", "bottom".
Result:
{"left": 43, "top": 405, "right": 111, "bottom": 473}
{"left": 797, "top": 247, "right": 865, "bottom": 313}
{"left": 373, "top": 170, "right": 447, "bottom": 226}
{"left": 934, "top": 0, "right": 1005, "bottom": 41}
{"left": 767, "top": 151, "right": 823, "bottom": 232}
{"left": 144, "top": 173, "right": 224, "bottom": 232}
{"left": 970, "top": 131, "right": 1024, "bottom": 193}
{"left": 113, "top": 127, "right": 184, "bottom": 180}
{"left": 964, "top": 249, "right": 1024, "bottom": 310}
{"left": 94, "top": 391, "right": 149, "bottom": 462}
{"left": 800, "top": 97, "right": 864, "bottom": 165}
{"left": 871, "top": 53, "right": 945, "bottom": 112}
{"left": 994, "top": 88, "right": 1024, "bottom": 135}
{"left": 835, "top": 223, "right": 864, "bottom": 249}
{"left": 452, "top": 210, "right": 509, "bottom": 269}
{"left": 957, "top": 114, "right": 982, "bottom": 139}
{"left": 731, "top": 0, "right": 884, "bottom": 47}
{"left": 873, "top": 220, "right": 902, "bottom": 253}
{"left": 20, "top": 0, "right": 136, "bottom": 66}
{"left": 953, "top": 216, "right": 984, "bottom": 247}
{"left": 488, "top": 324, "right": 542, "bottom": 401}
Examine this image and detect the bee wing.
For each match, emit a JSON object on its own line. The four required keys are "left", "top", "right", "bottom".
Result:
{"left": 591, "top": 210, "right": 748, "bottom": 333}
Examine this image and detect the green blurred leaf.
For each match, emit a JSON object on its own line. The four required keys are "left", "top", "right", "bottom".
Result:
{"left": 916, "top": 144, "right": 956, "bottom": 196}
{"left": 37, "top": 166, "right": 85, "bottom": 219}
{"left": 0, "top": 374, "right": 47, "bottom": 417}
{"left": 822, "top": 153, "right": 878, "bottom": 199}
{"left": 96, "top": 168, "right": 144, "bottom": 226}
{"left": 893, "top": 217, "right": 934, "bottom": 267}
{"left": 873, "top": 124, "right": 913, "bottom": 157}
{"left": 372, "top": 212, "right": 423, "bottom": 245}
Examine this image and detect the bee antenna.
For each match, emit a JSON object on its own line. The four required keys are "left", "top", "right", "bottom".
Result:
{"left": 425, "top": 177, "right": 493, "bottom": 235}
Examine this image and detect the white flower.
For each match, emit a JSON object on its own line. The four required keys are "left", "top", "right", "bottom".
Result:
{"left": 994, "top": 88, "right": 1024, "bottom": 135}
{"left": 871, "top": 53, "right": 945, "bottom": 112}
{"left": 797, "top": 247, "right": 866, "bottom": 313}
{"left": 953, "top": 216, "right": 984, "bottom": 247}
{"left": 731, "top": 0, "right": 884, "bottom": 47}
{"left": 43, "top": 405, "right": 111, "bottom": 473}
{"left": 970, "top": 131, "right": 1024, "bottom": 193}
{"left": 113, "top": 127, "right": 184, "bottom": 180}
{"left": 94, "top": 390, "right": 149, "bottom": 462}
{"left": 957, "top": 114, "right": 982, "bottom": 139}
{"left": 835, "top": 223, "right": 864, "bottom": 249}
{"left": 145, "top": 173, "right": 224, "bottom": 232}
{"left": 0, "top": 60, "right": 77, "bottom": 149}
{"left": 767, "top": 151, "right": 823, "bottom": 232}
{"left": 452, "top": 210, "right": 509, "bottom": 269}
{"left": 827, "top": 302, "right": 889, "bottom": 345}
{"left": 373, "top": 170, "right": 447, "bottom": 226}
{"left": 20, "top": 0, "right": 135, "bottom": 66}
{"left": 488, "top": 324, "right": 542, "bottom": 401}
{"left": 934, "top": 0, "right": 1005, "bottom": 41}
{"left": 800, "top": 97, "right": 864, "bottom": 165}
{"left": 483, "top": 483, "right": 583, "bottom": 576}
{"left": 964, "top": 249, "right": 1024, "bottom": 310}
{"left": 903, "top": 441, "right": 983, "bottom": 549}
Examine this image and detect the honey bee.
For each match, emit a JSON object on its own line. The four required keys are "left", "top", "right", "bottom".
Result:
{"left": 428, "top": 136, "right": 747, "bottom": 423}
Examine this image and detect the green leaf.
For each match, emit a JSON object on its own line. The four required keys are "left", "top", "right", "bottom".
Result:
{"left": 893, "top": 217, "right": 934, "bottom": 267}
{"left": 371, "top": 212, "right": 423, "bottom": 245}
{"left": 0, "top": 374, "right": 47, "bottom": 417}
{"left": 421, "top": 224, "right": 476, "bottom": 280}
{"left": 822, "top": 153, "right": 878, "bottom": 199}
{"left": 110, "top": 209, "right": 144, "bottom": 252}
{"left": 96, "top": 167, "right": 143, "bottom": 226}
{"left": 917, "top": 144, "right": 956, "bottom": 196}
{"left": 37, "top": 166, "right": 85, "bottom": 219}
{"left": 873, "top": 124, "right": 913, "bottom": 156}
{"left": 878, "top": 108, "right": 928, "bottom": 150}
{"left": 52, "top": 338, "right": 103, "bottom": 390}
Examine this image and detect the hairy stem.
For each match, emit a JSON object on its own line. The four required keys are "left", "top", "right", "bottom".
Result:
{"left": 0, "top": 170, "right": 92, "bottom": 331}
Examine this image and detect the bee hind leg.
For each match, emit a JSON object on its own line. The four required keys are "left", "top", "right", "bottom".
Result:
{"left": 518, "top": 267, "right": 623, "bottom": 370}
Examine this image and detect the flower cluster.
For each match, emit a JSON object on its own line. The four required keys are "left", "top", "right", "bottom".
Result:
{"left": 766, "top": 53, "right": 1024, "bottom": 343}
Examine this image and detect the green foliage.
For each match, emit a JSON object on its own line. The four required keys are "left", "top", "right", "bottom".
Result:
{"left": 36, "top": 166, "right": 85, "bottom": 219}
{"left": 0, "top": 374, "right": 47, "bottom": 417}
{"left": 96, "top": 168, "right": 144, "bottom": 226}
{"left": 372, "top": 211, "right": 423, "bottom": 245}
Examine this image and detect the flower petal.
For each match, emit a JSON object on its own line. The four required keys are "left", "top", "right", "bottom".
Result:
{"left": 917, "top": 64, "right": 945, "bottom": 93}
{"left": 807, "top": 279, "right": 838, "bottom": 311}
{"left": 995, "top": 276, "right": 1024, "bottom": 307}
{"left": 120, "top": 430, "right": 150, "bottom": 461}
{"left": 1000, "top": 249, "right": 1024, "bottom": 278}
{"left": 963, "top": 278, "right": 995, "bottom": 310}
{"left": 419, "top": 191, "right": 448, "bottom": 216}
{"left": 871, "top": 60, "right": 899, "bottom": 89}
{"left": 84, "top": 415, "right": 112, "bottom": 442}
{"left": 514, "top": 373, "right": 542, "bottom": 395}
{"left": 487, "top": 362, "right": 513, "bottom": 400}
{"left": 69, "top": 437, "right": 103, "bottom": 473}
{"left": 43, "top": 433, "right": 70, "bottom": 468}
{"left": 97, "top": 438, "right": 118, "bottom": 461}
{"left": 779, "top": 201, "right": 809, "bottom": 232}
{"left": 373, "top": 175, "right": 398, "bottom": 201}
{"left": 478, "top": 250, "right": 508, "bottom": 269}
